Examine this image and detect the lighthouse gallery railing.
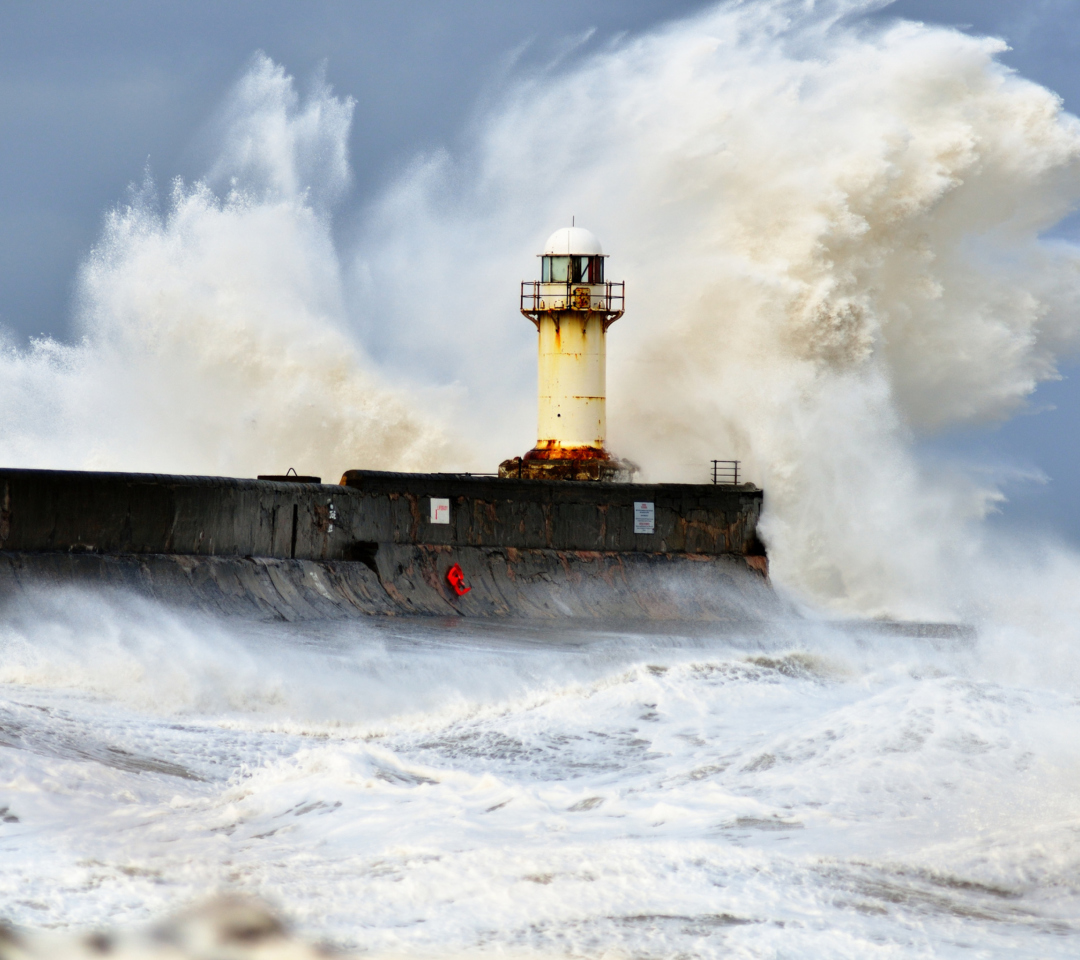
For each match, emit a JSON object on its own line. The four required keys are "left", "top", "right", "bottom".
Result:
{"left": 520, "top": 280, "right": 625, "bottom": 320}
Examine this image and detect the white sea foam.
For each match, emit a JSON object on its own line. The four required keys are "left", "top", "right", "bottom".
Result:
{"left": 1, "top": 601, "right": 1080, "bottom": 956}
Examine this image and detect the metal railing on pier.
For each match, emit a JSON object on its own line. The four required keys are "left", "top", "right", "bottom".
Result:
{"left": 711, "top": 460, "right": 740, "bottom": 485}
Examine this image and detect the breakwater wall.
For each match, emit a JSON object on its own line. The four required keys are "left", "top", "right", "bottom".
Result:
{"left": 0, "top": 469, "right": 769, "bottom": 621}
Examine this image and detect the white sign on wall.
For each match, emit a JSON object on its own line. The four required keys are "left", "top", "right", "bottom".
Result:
{"left": 430, "top": 498, "right": 450, "bottom": 524}
{"left": 634, "top": 501, "right": 655, "bottom": 534}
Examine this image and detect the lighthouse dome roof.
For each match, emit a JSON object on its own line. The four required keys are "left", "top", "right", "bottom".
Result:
{"left": 543, "top": 226, "right": 604, "bottom": 256}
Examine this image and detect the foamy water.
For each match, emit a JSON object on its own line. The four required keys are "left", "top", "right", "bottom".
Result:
{"left": 1, "top": 596, "right": 1079, "bottom": 957}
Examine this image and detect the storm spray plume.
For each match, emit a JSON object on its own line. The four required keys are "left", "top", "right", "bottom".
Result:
{"left": 0, "top": 55, "right": 452, "bottom": 481}
{"left": 356, "top": 0, "right": 1080, "bottom": 619}
{"left": 2, "top": 2, "right": 1080, "bottom": 621}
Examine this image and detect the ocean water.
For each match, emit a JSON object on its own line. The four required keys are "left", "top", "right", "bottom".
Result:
{"left": 1, "top": 591, "right": 1078, "bottom": 958}
{"left": 3, "top": 0, "right": 1080, "bottom": 953}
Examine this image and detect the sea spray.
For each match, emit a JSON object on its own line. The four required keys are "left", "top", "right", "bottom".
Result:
{"left": 0, "top": 55, "right": 452, "bottom": 482}
{"left": 355, "top": 0, "right": 1080, "bottom": 617}
{"left": 3, "top": 1, "right": 1080, "bottom": 618}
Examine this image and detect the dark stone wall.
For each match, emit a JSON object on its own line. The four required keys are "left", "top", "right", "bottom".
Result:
{"left": 0, "top": 468, "right": 764, "bottom": 560}
{"left": 0, "top": 547, "right": 775, "bottom": 622}
{"left": 339, "top": 471, "right": 764, "bottom": 555}
{"left": 0, "top": 469, "right": 358, "bottom": 560}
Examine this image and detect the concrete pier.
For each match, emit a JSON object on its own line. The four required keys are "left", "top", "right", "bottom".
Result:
{"left": 0, "top": 468, "right": 769, "bottom": 621}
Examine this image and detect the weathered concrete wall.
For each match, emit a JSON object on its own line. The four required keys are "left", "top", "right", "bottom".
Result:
{"left": 0, "top": 470, "right": 361, "bottom": 560}
{"left": 0, "top": 468, "right": 765, "bottom": 559}
{"left": 0, "top": 468, "right": 768, "bottom": 622}
{"left": 339, "top": 471, "right": 765, "bottom": 554}
{"left": 0, "top": 548, "right": 774, "bottom": 622}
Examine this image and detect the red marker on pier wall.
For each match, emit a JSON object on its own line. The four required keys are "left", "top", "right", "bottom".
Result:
{"left": 446, "top": 562, "right": 471, "bottom": 596}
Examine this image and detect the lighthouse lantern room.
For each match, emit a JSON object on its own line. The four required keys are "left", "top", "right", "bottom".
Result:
{"left": 499, "top": 226, "right": 634, "bottom": 482}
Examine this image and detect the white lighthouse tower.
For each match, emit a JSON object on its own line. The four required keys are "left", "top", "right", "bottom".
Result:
{"left": 499, "top": 226, "right": 632, "bottom": 481}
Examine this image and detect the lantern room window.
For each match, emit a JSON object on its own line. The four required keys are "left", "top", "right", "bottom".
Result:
{"left": 542, "top": 255, "right": 604, "bottom": 283}
{"left": 542, "top": 256, "right": 568, "bottom": 282}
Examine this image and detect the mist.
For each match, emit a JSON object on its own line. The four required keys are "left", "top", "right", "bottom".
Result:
{"left": 5, "top": 0, "right": 1080, "bottom": 618}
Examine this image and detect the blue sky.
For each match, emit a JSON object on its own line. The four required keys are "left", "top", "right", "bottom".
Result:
{"left": 2, "top": 0, "right": 1079, "bottom": 539}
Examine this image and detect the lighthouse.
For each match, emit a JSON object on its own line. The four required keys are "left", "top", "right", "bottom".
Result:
{"left": 499, "top": 226, "right": 633, "bottom": 481}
